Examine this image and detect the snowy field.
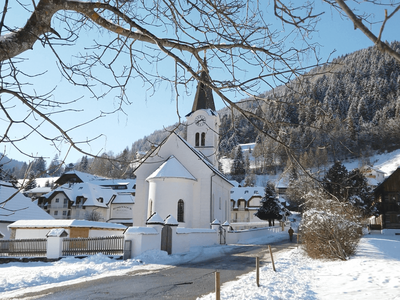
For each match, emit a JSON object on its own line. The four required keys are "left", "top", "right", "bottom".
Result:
{"left": 199, "top": 232, "right": 400, "bottom": 300}
{"left": 1, "top": 231, "right": 400, "bottom": 300}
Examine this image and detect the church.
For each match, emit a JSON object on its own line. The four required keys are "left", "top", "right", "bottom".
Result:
{"left": 133, "top": 71, "right": 233, "bottom": 228}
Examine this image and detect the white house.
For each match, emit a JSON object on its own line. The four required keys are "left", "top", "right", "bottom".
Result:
{"left": 37, "top": 171, "right": 135, "bottom": 226}
{"left": 230, "top": 186, "right": 264, "bottom": 223}
{"left": 0, "top": 181, "right": 54, "bottom": 239}
{"left": 133, "top": 70, "right": 233, "bottom": 228}
{"left": 360, "top": 165, "right": 385, "bottom": 187}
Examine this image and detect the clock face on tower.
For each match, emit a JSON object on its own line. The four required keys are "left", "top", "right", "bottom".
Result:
{"left": 195, "top": 115, "right": 206, "bottom": 126}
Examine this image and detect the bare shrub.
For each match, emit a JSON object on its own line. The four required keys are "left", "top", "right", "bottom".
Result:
{"left": 301, "top": 189, "right": 362, "bottom": 260}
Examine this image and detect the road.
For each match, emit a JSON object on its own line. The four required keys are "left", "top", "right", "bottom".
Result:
{"left": 13, "top": 240, "right": 298, "bottom": 300}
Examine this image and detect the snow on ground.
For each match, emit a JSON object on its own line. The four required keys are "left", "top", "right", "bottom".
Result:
{"left": 198, "top": 232, "right": 400, "bottom": 300}
{"left": 1, "top": 229, "right": 400, "bottom": 300}
{"left": 0, "top": 230, "right": 290, "bottom": 299}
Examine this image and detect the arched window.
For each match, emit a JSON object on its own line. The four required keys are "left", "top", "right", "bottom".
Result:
{"left": 201, "top": 132, "right": 206, "bottom": 146}
{"left": 195, "top": 133, "right": 200, "bottom": 147}
{"left": 177, "top": 199, "right": 184, "bottom": 222}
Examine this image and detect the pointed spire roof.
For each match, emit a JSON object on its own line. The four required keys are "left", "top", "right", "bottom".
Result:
{"left": 191, "top": 71, "right": 215, "bottom": 112}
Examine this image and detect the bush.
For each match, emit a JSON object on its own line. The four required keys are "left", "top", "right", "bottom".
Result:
{"left": 300, "top": 189, "right": 362, "bottom": 260}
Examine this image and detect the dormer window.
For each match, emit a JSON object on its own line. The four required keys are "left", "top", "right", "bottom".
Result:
{"left": 98, "top": 197, "right": 103, "bottom": 203}
{"left": 244, "top": 190, "right": 249, "bottom": 194}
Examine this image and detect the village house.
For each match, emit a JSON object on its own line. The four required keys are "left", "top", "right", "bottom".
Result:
{"left": 230, "top": 186, "right": 263, "bottom": 223}
{"left": 360, "top": 165, "right": 385, "bottom": 187}
{"left": 37, "top": 171, "right": 135, "bottom": 226}
{"left": 373, "top": 167, "right": 400, "bottom": 229}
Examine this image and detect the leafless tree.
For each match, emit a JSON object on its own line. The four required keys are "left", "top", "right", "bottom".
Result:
{"left": 0, "top": 0, "right": 399, "bottom": 187}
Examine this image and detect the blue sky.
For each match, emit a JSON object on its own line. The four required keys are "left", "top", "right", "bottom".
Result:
{"left": 2, "top": 1, "right": 399, "bottom": 166}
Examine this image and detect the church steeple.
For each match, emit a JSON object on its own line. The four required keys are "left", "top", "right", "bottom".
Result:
{"left": 190, "top": 71, "right": 215, "bottom": 113}
{"left": 186, "top": 69, "right": 220, "bottom": 167}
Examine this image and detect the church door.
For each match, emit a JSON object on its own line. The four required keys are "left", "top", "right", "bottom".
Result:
{"left": 161, "top": 225, "right": 173, "bottom": 254}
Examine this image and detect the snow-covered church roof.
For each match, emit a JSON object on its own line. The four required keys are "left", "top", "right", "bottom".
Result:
{"left": 146, "top": 156, "right": 196, "bottom": 181}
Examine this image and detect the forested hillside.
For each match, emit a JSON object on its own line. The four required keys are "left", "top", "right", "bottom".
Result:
{"left": 218, "top": 42, "right": 400, "bottom": 172}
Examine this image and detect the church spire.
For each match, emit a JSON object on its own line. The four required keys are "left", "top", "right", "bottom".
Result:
{"left": 191, "top": 70, "right": 215, "bottom": 112}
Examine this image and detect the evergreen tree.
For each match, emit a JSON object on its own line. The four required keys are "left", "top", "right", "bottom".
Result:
{"left": 346, "top": 168, "right": 377, "bottom": 217}
{"left": 79, "top": 156, "right": 89, "bottom": 172}
{"left": 24, "top": 172, "right": 37, "bottom": 191}
{"left": 255, "top": 183, "right": 290, "bottom": 226}
{"left": 323, "top": 161, "right": 349, "bottom": 200}
{"left": 230, "top": 145, "right": 245, "bottom": 182}
{"left": 48, "top": 154, "right": 64, "bottom": 176}
{"left": 31, "top": 157, "right": 47, "bottom": 176}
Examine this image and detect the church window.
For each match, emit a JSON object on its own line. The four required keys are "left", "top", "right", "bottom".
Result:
{"left": 177, "top": 200, "right": 184, "bottom": 222}
{"left": 201, "top": 132, "right": 206, "bottom": 146}
{"left": 149, "top": 200, "right": 153, "bottom": 218}
{"left": 219, "top": 197, "right": 221, "bottom": 210}
{"left": 195, "top": 133, "right": 200, "bottom": 147}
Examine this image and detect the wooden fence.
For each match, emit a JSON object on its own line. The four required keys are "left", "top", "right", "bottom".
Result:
{"left": 62, "top": 236, "right": 124, "bottom": 256}
{"left": 0, "top": 239, "right": 47, "bottom": 257}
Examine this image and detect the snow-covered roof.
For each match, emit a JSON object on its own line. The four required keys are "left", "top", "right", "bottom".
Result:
{"left": 146, "top": 212, "right": 164, "bottom": 225}
{"left": 111, "top": 192, "right": 135, "bottom": 204}
{"left": 25, "top": 186, "right": 52, "bottom": 194}
{"left": 8, "top": 219, "right": 126, "bottom": 229}
{"left": 146, "top": 156, "right": 196, "bottom": 181}
{"left": 62, "top": 170, "right": 105, "bottom": 182}
{"left": 230, "top": 186, "right": 263, "bottom": 202}
{"left": 174, "top": 133, "right": 233, "bottom": 186}
{"left": 164, "top": 215, "right": 178, "bottom": 226}
{"left": 42, "top": 182, "right": 116, "bottom": 208}
{"left": 0, "top": 181, "right": 54, "bottom": 222}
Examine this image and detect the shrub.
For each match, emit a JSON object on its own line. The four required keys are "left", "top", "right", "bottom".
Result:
{"left": 300, "top": 189, "right": 362, "bottom": 260}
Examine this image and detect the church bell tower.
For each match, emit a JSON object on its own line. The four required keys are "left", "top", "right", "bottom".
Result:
{"left": 186, "top": 71, "right": 220, "bottom": 167}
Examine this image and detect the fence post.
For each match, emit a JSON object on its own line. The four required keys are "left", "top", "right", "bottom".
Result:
{"left": 268, "top": 245, "right": 276, "bottom": 272}
{"left": 215, "top": 271, "right": 220, "bottom": 300}
{"left": 256, "top": 256, "right": 260, "bottom": 287}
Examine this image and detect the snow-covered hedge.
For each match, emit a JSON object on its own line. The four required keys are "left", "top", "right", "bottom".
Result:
{"left": 300, "top": 190, "right": 362, "bottom": 260}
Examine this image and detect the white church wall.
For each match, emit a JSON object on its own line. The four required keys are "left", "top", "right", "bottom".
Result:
{"left": 148, "top": 178, "right": 194, "bottom": 227}
{"left": 124, "top": 226, "right": 161, "bottom": 259}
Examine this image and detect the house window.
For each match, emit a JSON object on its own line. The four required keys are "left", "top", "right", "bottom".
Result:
{"left": 63, "top": 199, "right": 68, "bottom": 208}
{"left": 62, "top": 211, "right": 67, "bottom": 216}
{"left": 219, "top": 197, "right": 221, "bottom": 210}
{"left": 201, "top": 132, "right": 206, "bottom": 146}
{"left": 177, "top": 200, "right": 184, "bottom": 222}
{"left": 195, "top": 133, "right": 200, "bottom": 147}
{"left": 55, "top": 198, "right": 59, "bottom": 203}
{"left": 54, "top": 210, "right": 58, "bottom": 216}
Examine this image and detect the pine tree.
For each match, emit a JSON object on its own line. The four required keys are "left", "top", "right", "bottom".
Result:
{"left": 230, "top": 145, "right": 245, "bottom": 182}
{"left": 24, "top": 172, "right": 37, "bottom": 191}
{"left": 323, "top": 161, "right": 349, "bottom": 200}
{"left": 346, "top": 168, "right": 377, "bottom": 216}
{"left": 255, "top": 183, "right": 290, "bottom": 226}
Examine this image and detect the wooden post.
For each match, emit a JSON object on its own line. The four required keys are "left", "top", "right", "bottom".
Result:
{"left": 215, "top": 271, "right": 220, "bottom": 300}
{"left": 256, "top": 256, "right": 260, "bottom": 287}
{"left": 268, "top": 245, "right": 276, "bottom": 272}
{"left": 281, "top": 222, "right": 284, "bottom": 231}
